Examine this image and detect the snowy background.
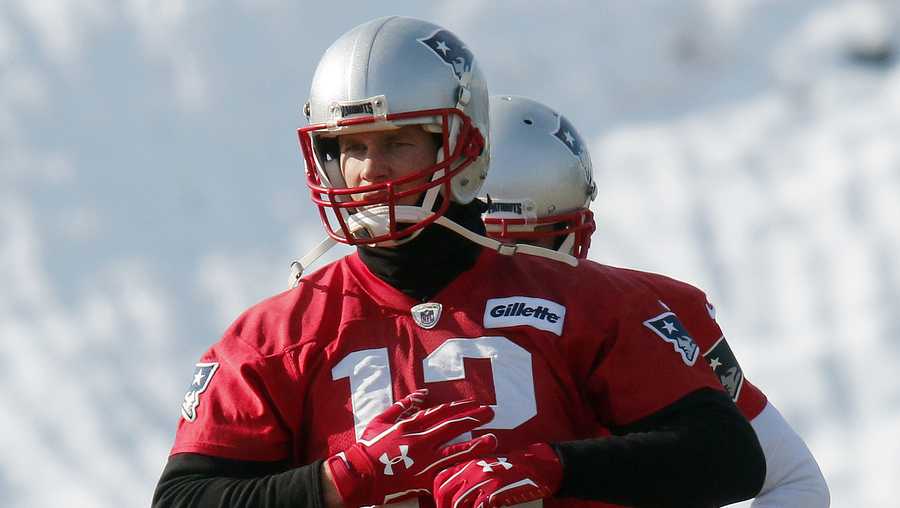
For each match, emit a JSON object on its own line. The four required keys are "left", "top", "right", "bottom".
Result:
{"left": 2, "top": 1, "right": 898, "bottom": 506}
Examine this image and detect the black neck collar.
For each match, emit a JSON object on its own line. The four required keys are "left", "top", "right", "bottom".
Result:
{"left": 357, "top": 201, "right": 487, "bottom": 302}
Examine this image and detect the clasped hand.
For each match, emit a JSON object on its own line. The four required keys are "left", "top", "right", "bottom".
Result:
{"left": 326, "top": 389, "right": 562, "bottom": 507}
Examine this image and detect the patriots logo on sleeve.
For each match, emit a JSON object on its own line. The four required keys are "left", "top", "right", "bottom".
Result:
{"left": 181, "top": 362, "right": 219, "bottom": 422}
{"left": 704, "top": 337, "right": 745, "bottom": 402}
{"left": 643, "top": 312, "right": 700, "bottom": 366}
{"left": 418, "top": 29, "right": 474, "bottom": 80}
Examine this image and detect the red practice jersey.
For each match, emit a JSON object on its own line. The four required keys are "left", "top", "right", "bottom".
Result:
{"left": 172, "top": 249, "right": 730, "bottom": 507}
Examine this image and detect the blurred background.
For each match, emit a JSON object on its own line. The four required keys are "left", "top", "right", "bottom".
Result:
{"left": 2, "top": 1, "right": 898, "bottom": 506}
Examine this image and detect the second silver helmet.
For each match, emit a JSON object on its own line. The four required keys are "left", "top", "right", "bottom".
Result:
{"left": 481, "top": 95, "right": 597, "bottom": 258}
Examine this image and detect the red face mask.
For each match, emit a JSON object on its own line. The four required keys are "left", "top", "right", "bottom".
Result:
{"left": 298, "top": 108, "right": 485, "bottom": 245}
{"left": 484, "top": 208, "right": 595, "bottom": 259}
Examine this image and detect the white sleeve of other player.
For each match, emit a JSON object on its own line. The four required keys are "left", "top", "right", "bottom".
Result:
{"left": 750, "top": 401, "right": 830, "bottom": 507}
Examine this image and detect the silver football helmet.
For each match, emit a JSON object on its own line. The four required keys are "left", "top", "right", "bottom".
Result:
{"left": 298, "top": 16, "right": 490, "bottom": 246}
{"left": 481, "top": 96, "right": 597, "bottom": 258}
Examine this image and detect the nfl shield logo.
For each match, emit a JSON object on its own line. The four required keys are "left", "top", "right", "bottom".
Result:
{"left": 411, "top": 302, "right": 442, "bottom": 330}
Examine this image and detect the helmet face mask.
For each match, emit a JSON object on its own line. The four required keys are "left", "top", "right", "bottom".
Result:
{"left": 298, "top": 17, "right": 490, "bottom": 246}
{"left": 299, "top": 107, "right": 485, "bottom": 245}
{"left": 481, "top": 95, "right": 597, "bottom": 259}
{"left": 483, "top": 204, "right": 595, "bottom": 259}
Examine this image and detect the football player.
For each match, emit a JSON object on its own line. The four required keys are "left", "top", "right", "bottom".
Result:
{"left": 154, "top": 17, "right": 765, "bottom": 508}
{"left": 478, "top": 94, "right": 830, "bottom": 507}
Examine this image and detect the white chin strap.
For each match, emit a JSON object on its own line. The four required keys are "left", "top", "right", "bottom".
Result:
{"left": 289, "top": 236, "right": 337, "bottom": 288}
{"left": 431, "top": 216, "right": 578, "bottom": 267}
{"left": 289, "top": 205, "right": 430, "bottom": 288}
{"left": 288, "top": 214, "right": 577, "bottom": 289}
{"left": 344, "top": 205, "right": 433, "bottom": 246}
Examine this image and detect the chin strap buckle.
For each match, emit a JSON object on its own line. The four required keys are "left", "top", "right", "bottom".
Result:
{"left": 497, "top": 243, "right": 518, "bottom": 256}
{"left": 289, "top": 261, "right": 303, "bottom": 289}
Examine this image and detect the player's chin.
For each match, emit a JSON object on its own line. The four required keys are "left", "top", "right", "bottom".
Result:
{"left": 396, "top": 192, "right": 425, "bottom": 207}
{"left": 356, "top": 190, "right": 390, "bottom": 203}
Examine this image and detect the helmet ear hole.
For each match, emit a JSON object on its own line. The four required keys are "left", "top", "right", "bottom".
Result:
{"left": 523, "top": 118, "right": 533, "bottom": 125}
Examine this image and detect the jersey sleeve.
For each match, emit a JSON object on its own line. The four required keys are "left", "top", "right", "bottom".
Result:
{"left": 671, "top": 293, "right": 768, "bottom": 420}
{"left": 170, "top": 318, "right": 305, "bottom": 462}
{"left": 585, "top": 293, "right": 725, "bottom": 426}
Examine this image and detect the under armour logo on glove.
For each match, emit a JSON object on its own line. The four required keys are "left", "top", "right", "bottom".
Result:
{"left": 325, "top": 389, "right": 498, "bottom": 506}
{"left": 380, "top": 445, "right": 414, "bottom": 475}
{"left": 434, "top": 442, "right": 563, "bottom": 508}
{"left": 477, "top": 458, "right": 512, "bottom": 472}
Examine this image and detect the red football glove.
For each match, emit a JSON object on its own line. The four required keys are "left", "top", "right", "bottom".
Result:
{"left": 325, "top": 389, "right": 498, "bottom": 506}
{"left": 434, "top": 442, "right": 563, "bottom": 508}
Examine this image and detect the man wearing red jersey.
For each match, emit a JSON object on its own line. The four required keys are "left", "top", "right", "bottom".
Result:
{"left": 153, "top": 17, "right": 764, "bottom": 508}
{"left": 478, "top": 95, "right": 829, "bottom": 507}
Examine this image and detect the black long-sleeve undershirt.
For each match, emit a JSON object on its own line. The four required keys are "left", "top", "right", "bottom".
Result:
{"left": 152, "top": 454, "right": 323, "bottom": 508}
{"left": 555, "top": 387, "right": 765, "bottom": 507}
{"left": 152, "top": 388, "right": 764, "bottom": 508}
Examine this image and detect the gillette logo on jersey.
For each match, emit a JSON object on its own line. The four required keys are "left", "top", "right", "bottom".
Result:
{"left": 483, "top": 297, "right": 566, "bottom": 336}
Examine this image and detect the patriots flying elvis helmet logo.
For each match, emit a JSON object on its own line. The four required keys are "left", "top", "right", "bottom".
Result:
{"left": 553, "top": 113, "right": 592, "bottom": 184}
{"left": 553, "top": 114, "right": 585, "bottom": 157}
{"left": 418, "top": 29, "right": 474, "bottom": 81}
{"left": 182, "top": 362, "right": 219, "bottom": 422}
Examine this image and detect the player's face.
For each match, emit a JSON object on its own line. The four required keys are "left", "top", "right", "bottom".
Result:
{"left": 338, "top": 126, "right": 438, "bottom": 206}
